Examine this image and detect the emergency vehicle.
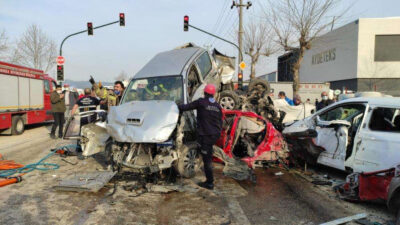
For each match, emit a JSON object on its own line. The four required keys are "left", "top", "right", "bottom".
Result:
{"left": 0, "top": 61, "right": 57, "bottom": 135}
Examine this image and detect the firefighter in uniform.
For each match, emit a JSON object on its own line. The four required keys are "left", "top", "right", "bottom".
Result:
{"left": 144, "top": 83, "right": 168, "bottom": 100}
{"left": 178, "top": 84, "right": 223, "bottom": 190}
{"left": 90, "top": 76, "right": 108, "bottom": 110}
{"left": 70, "top": 88, "right": 100, "bottom": 126}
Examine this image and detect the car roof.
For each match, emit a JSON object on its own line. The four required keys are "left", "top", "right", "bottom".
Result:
{"left": 338, "top": 97, "right": 400, "bottom": 107}
{"left": 133, "top": 47, "right": 204, "bottom": 79}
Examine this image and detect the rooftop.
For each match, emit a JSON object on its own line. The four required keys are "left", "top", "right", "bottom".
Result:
{"left": 133, "top": 47, "right": 203, "bottom": 79}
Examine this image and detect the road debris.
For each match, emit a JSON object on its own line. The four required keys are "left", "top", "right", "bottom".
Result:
{"left": 275, "top": 172, "right": 284, "bottom": 176}
{"left": 320, "top": 213, "right": 368, "bottom": 225}
{"left": 54, "top": 171, "right": 117, "bottom": 192}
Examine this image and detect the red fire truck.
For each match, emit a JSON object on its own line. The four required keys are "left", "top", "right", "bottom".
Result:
{"left": 0, "top": 61, "right": 57, "bottom": 135}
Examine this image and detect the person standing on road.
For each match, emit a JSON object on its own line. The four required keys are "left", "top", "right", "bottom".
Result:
{"left": 50, "top": 85, "right": 66, "bottom": 139}
{"left": 178, "top": 84, "right": 223, "bottom": 190}
{"left": 113, "top": 81, "right": 125, "bottom": 105}
{"left": 316, "top": 91, "right": 334, "bottom": 111}
{"left": 278, "top": 91, "right": 294, "bottom": 106}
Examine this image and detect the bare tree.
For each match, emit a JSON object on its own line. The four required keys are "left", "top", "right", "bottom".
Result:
{"left": 0, "top": 30, "right": 8, "bottom": 60}
{"left": 11, "top": 24, "right": 57, "bottom": 73}
{"left": 266, "top": 0, "right": 348, "bottom": 96}
{"left": 115, "top": 70, "right": 128, "bottom": 81}
{"left": 244, "top": 21, "right": 278, "bottom": 79}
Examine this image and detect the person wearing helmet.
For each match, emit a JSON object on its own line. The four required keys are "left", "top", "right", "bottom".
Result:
{"left": 178, "top": 84, "right": 223, "bottom": 190}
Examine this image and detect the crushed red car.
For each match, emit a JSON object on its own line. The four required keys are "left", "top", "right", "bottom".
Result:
{"left": 213, "top": 110, "right": 288, "bottom": 181}
{"left": 335, "top": 165, "right": 400, "bottom": 220}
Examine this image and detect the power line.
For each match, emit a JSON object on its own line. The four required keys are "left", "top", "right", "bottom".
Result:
{"left": 206, "top": 0, "right": 230, "bottom": 45}
{"left": 209, "top": 3, "right": 236, "bottom": 46}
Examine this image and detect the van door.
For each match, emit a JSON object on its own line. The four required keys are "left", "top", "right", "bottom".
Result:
{"left": 352, "top": 106, "right": 400, "bottom": 172}
{"left": 314, "top": 103, "right": 366, "bottom": 170}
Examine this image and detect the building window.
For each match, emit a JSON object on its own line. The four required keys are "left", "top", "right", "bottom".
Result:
{"left": 374, "top": 35, "right": 400, "bottom": 61}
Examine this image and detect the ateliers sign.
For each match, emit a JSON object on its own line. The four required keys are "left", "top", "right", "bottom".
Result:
{"left": 312, "top": 48, "right": 336, "bottom": 65}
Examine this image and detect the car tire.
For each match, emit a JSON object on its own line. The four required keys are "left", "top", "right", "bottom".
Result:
{"left": 248, "top": 78, "right": 270, "bottom": 94}
{"left": 175, "top": 143, "right": 200, "bottom": 178}
{"left": 11, "top": 115, "right": 24, "bottom": 135}
{"left": 219, "top": 90, "right": 239, "bottom": 110}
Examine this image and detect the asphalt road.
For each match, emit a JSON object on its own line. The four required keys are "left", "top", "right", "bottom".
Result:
{"left": 0, "top": 125, "right": 395, "bottom": 225}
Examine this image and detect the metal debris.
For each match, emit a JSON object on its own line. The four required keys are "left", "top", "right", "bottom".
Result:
{"left": 54, "top": 171, "right": 117, "bottom": 192}
{"left": 213, "top": 146, "right": 255, "bottom": 181}
{"left": 320, "top": 213, "right": 368, "bottom": 225}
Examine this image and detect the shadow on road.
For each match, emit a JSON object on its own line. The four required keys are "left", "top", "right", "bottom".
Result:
{"left": 0, "top": 122, "right": 53, "bottom": 137}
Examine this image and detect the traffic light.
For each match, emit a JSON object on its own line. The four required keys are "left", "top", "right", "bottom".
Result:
{"left": 119, "top": 13, "right": 125, "bottom": 26}
{"left": 238, "top": 73, "right": 243, "bottom": 90}
{"left": 87, "top": 22, "right": 93, "bottom": 35}
{"left": 57, "top": 65, "right": 64, "bottom": 81}
{"left": 184, "top": 15, "right": 189, "bottom": 31}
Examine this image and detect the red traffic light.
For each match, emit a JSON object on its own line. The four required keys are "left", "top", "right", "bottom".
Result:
{"left": 183, "top": 15, "right": 189, "bottom": 31}
{"left": 238, "top": 73, "right": 243, "bottom": 79}
{"left": 87, "top": 22, "right": 93, "bottom": 35}
{"left": 119, "top": 13, "right": 125, "bottom": 26}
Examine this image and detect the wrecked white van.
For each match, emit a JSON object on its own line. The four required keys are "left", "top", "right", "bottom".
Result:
{"left": 283, "top": 97, "right": 400, "bottom": 173}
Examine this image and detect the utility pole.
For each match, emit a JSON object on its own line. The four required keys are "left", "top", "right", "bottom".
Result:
{"left": 231, "top": 0, "right": 252, "bottom": 87}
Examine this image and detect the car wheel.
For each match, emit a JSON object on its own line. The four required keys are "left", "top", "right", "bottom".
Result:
{"left": 248, "top": 78, "right": 271, "bottom": 94}
{"left": 175, "top": 143, "right": 200, "bottom": 178}
{"left": 11, "top": 115, "right": 24, "bottom": 135}
{"left": 219, "top": 90, "right": 239, "bottom": 110}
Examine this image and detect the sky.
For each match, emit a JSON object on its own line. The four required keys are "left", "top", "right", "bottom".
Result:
{"left": 0, "top": 0, "right": 400, "bottom": 82}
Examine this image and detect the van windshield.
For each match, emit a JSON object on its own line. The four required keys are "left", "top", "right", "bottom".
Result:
{"left": 121, "top": 75, "right": 183, "bottom": 104}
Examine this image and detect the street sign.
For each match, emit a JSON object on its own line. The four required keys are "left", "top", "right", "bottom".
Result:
{"left": 239, "top": 61, "right": 246, "bottom": 70}
{"left": 56, "top": 56, "right": 65, "bottom": 65}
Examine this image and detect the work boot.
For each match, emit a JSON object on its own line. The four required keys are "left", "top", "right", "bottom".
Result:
{"left": 198, "top": 181, "right": 214, "bottom": 190}
{"left": 50, "top": 133, "right": 56, "bottom": 139}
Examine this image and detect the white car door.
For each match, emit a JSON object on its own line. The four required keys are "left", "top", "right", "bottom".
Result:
{"left": 351, "top": 105, "right": 400, "bottom": 172}
{"left": 313, "top": 103, "right": 366, "bottom": 171}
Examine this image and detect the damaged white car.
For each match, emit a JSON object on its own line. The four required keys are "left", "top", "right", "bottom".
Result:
{"left": 283, "top": 97, "right": 400, "bottom": 173}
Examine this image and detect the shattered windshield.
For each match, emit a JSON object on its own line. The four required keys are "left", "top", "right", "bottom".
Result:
{"left": 121, "top": 75, "right": 183, "bottom": 104}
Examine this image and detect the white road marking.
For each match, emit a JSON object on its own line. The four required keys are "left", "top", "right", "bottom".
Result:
{"left": 226, "top": 198, "right": 251, "bottom": 225}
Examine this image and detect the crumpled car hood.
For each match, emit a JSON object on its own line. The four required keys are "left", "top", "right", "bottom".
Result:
{"left": 282, "top": 116, "right": 315, "bottom": 135}
{"left": 107, "top": 100, "right": 179, "bottom": 143}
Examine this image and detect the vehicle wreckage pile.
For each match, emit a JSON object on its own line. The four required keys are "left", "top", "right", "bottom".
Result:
{"left": 63, "top": 44, "right": 304, "bottom": 185}
{"left": 62, "top": 43, "right": 400, "bottom": 221}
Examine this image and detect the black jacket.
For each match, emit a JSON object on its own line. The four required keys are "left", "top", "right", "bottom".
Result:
{"left": 178, "top": 97, "right": 223, "bottom": 136}
{"left": 316, "top": 99, "right": 334, "bottom": 111}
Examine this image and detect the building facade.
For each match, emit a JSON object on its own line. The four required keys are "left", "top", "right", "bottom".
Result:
{"left": 299, "top": 17, "right": 400, "bottom": 96}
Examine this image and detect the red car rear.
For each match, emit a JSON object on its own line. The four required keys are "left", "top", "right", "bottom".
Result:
{"left": 216, "top": 110, "right": 288, "bottom": 168}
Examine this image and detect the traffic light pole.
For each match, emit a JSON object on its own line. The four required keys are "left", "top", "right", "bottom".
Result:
{"left": 59, "top": 20, "right": 119, "bottom": 56}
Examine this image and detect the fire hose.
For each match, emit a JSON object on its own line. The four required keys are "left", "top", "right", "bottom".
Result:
{"left": 0, "top": 147, "right": 65, "bottom": 187}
